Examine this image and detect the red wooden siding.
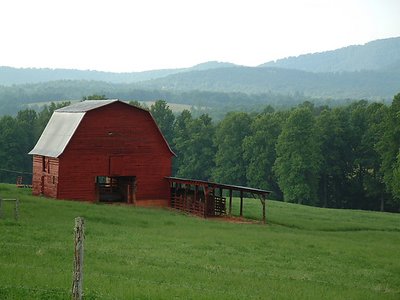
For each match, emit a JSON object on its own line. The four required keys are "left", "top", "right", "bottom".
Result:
{"left": 52, "top": 102, "right": 173, "bottom": 204}
{"left": 32, "top": 155, "right": 59, "bottom": 198}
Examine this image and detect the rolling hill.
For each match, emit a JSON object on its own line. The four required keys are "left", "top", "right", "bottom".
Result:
{"left": 135, "top": 66, "right": 400, "bottom": 99}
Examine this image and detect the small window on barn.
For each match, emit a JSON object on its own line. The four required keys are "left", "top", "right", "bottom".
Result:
{"left": 42, "top": 157, "right": 50, "bottom": 173}
{"left": 96, "top": 176, "right": 108, "bottom": 184}
{"left": 42, "top": 156, "right": 46, "bottom": 172}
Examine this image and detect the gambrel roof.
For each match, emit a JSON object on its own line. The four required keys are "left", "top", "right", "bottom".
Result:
{"left": 56, "top": 99, "right": 120, "bottom": 112}
{"left": 29, "top": 99, "right": 175, "bottom": 158}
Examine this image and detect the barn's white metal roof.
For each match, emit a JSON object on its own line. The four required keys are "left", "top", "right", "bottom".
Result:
{"left": 29, "top": 112, "right": 85, "bottom": 157}
{"left": 56, "top": 99, "right": 119, "bottom": 112}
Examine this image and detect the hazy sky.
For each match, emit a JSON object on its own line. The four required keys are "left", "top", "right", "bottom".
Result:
{"left": 0, "top": 0, "right": 399, "bottom": 72}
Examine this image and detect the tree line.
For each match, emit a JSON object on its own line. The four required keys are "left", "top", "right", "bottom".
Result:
{"left": 1, "top": 94, "right": 400, "bottom": 212}
{"left": 149, "top": 95, "right": 400, "bottom": 212}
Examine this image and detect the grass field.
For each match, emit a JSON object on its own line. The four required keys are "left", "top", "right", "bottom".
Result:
{"left": 0, "top": 183, "right": 399, "bottom": 299}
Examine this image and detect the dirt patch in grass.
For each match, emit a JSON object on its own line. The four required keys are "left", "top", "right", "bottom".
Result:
{"left": 208, "top": 215, "right": 261, "bottom": 224}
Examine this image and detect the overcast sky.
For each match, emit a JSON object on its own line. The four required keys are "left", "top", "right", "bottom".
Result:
{"left": 0, "top": 0, "right": 399, "bottom": 72}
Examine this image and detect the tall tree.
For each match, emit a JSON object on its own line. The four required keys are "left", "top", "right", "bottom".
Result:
{"left": 362, "top": 102, "right": 389, "bottom": 211}
{"left": 213, "top": 112, "right": 251, "bottom": 185}
{"left": 316, "top": 107, "right": 353, "bottom": 208}
{"left": 82, "top": 94, "right": 108, "bottom": 100}
{"left": 175, "top": 114, "right": 216, "bottom": 180}
{"left": 274, "top": 107, "right": 322, "bottom": 204}
{"left": 391, "top": 153, "right": 400, "bottom": 204}
{"left": 16, "top": 109, "right": 38, "bottom": 174}
{"left": 173, "top": 110, "right": 193, "bottom": 175}
{"left": 0, "top": 116, "right": 25, "bottom": 183}
{"left": 150, "top": 100, "right": 175, "bottom": 145}
{"left": 377, "top": 93, "right": 400, "bottom": 208}
{"left": 345, "top": 101, "right": 372, "bottom": 209}
{"left": 129, "top": 100, "right": 148, "bottom": 110}
{"left": 242, "top": 111, "right": 286, "bottom": 198}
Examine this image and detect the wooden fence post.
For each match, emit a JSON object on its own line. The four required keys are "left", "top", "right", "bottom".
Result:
{"left": 72, "top": 217, "right": 85, "bottom": 300}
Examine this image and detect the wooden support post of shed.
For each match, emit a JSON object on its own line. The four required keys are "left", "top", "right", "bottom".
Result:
{"left": 259, "top": 195, "right": 266, "bottom": 225}
{"left": 184, "top": 184, "right": 188, "bottom": 210}
{"left": 203, "top": 186, "right": 209, "bottom": 218}
{"left": 229, "top": 189, "right": 233, "bottom": 216}
{"left": 194, "top": 185, "right": 198, "bottom": 203}
{"left": 240, "top": 190, "right": 243, "bottom": 217}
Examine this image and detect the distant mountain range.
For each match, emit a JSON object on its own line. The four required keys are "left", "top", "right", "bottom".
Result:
{"left": 260, "top": 37, "right": 400, "bottom": 72}
{"left": 1, "top": 37, "right": 399, "bottom": 85}
{"left": 133, "top": 37, "right": 400, "bottom": 99}
{"left": 0, "top": 36, "right": 399, "bottom": 111}
{"left": 0, "top": 61, "right": 238, "bottom": 86}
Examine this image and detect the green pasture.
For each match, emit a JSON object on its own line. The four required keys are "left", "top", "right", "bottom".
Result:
{"left": 0, "top": 183, "right": 399, "bottom": 299}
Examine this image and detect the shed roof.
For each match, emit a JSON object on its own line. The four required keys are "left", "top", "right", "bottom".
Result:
{"left": 166, "top": 177, "right": 271, "bottom": 196}
{"left": 29, "top": 100, "right": 175, "bottom": 158}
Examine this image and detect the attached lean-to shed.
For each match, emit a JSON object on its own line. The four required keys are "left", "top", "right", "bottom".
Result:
{"left": 167, "top": 177, "right": 271, "bottom": 223}
{"left": 29, "top": 100, "right": 175, "bottom": 206}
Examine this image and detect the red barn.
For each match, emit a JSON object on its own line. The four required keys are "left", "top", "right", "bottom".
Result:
{"left": 29, "top": 100, "right": 175, "bottom": 206}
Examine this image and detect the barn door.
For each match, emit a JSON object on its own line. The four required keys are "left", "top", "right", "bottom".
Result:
{"left": 121, "top": 176, "right": 136, "bottom": 204}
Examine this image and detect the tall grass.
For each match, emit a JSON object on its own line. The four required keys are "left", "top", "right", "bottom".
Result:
{"left": 0, "top": 184, "right": 399, "bottom": 299}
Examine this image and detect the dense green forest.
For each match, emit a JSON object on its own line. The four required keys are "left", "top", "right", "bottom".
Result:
{"left": 0, "top": 80, "right": 334, "bottom": 118}
{"left": 1, "top": 94, "right": 400, "bottom": 212}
